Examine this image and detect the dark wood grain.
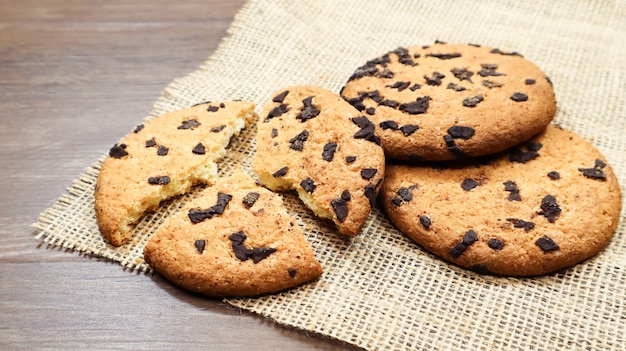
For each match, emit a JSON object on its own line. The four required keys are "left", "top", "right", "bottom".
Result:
{"left": 0, "top": 1, "right": 360, "bottom": 349}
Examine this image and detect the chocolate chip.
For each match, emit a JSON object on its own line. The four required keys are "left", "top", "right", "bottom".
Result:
{"left": 178, "top": 119, "right": 201, "bottom": 130}
{"left": 148, "top": 176, "right": 170, "bottom": 185}
{"left": 463, "top": 229, "right": 479, "bottom": 245}
{"left": 509, "top": 145, "right": 540, "bottom": 163}
{"left": 386, "top": 81, "right": 411, "bottom": 92}
{"left": 289, "top": 130, "right": 309, "bottom": 151}
{"left": 525, "top": 79, "right": 536, "bottom": 85}
{"left": 506, "top": 218, "right": 535, "bottom": 231}
{"left": 272, "top": 167, "right": 288, "bottom": 177}
{"left": 351, "top": 116, "right": 381, "bottom": 145}
{"left": 548, "top": 171, "right": 560, "bottom": 180}
{"left": 400, "top": 124, "right": 419, "bottom": 136}
{"left": 364, "top": 184, "right": 377, "bottom": 208}
{"left": 345, "top": 155, "right": 357, "bottom": 163}
{"left": 488, "top": 238, "right": 504, "bottom": 250}
{"left": 526, "top": 142, "right": 543, "bottom": 151}
{"left": 273, "top": 90, "right": 289, "bottom": 103}
{"left": 109, "top": 143, "right": 128, "bottom": 159}
{"left": 288, "top": 268, "right": 297, "bottom": 277}
{"left": 145, "top": 138, "right": 157, "bottom": 148}
{"left": 331, "top": 197, "right": 348, "bottom": 222}
{"left": 409, "top": 83, "right": 422, "bottom": 91}
{"left": 478, "top": 64, "right": 504, "bottom": 77}
{"left": 242, "top": 192, "right": 260, "bottom": 209}
{"left": 536, "top": 236, "right": 560, "bottom": 252}
{"left": 463, "top": 95, "right": 484, "bottom": 107}
{"left": 359, "top": 90, "right": 382, "bottom": 103}
{"left": 443, "top": 135, "right": 472, "bottom": 159}
{"left": 379, "top": 99, "right": 400, "bottom": 108}
{"left": 271, "top": 128, "right": 278, "bottom": 138}
{"left": 447, "top": 82, "right": 466, "bottom": 91}
{"left": 300, "top": 178, "right": 316, "bottom": 193}
{"left": 482, "top": 80, "right": 503, "bottom": 88}
{"left": 133, "top": 124, "right": 144, "bottom": 133}
{"left": 397, "top": 185, "right": 416, "bottom": 203}
{"left": 341, "top": 190, "right": 351, "bottom": 202}
{"left": 450, "top": 67, "right": 474, "bottom": 82}
{"left": 188, "top": 192, "right": 233, "bottom": 223}
{"left": 229, "top": 231, "right": 277, "bottom": 263}
{"left": 424, "top": 71, "right": 445, "bottom": 86}
{"left": 296, "top": 96, "right": 320, "bottom": 122}
{"left": 251, "top": 247, "right": 278, "bottom": 263}
{"left": 365, "top": 107, "right": 376, "bottom": 115}
{"left": 538, "top": 194, "right": 561, "bottom": 223}
{"left": 207, "top": 105, "right": 219, "bottom": 112}
{"left": 400, "top": 96, "right": 431, "bottom": 114}
{"left": 265, "top": 104, "right": 290, "bottom": 122}
{"left": 157, "top": 145, "right": 169, "bottom": 156}
{"left": 347, "top": 97, "right": 366, "bottom": 111}
{"left": 380, "top": 120, "right": 399, "bottom": 130}
{"left": 491, "top": 48, "right": 522, "bottom": 57}
{"left": 426, "top": 52, "right": 462, "bottom": 60}
{"left": 360, "top": 168, "right": 378, "bottom": 180}
{"left": 503, "top": 181, "right": 521, "bottom": 201}
{"left": 461, "top": 178, "right": 479, "bottom": 191}
{"left": 211, "top": 125, "right": 226, "bottom": 133}
{"left": 195, "top": 240, "right": 206, "bottom": 254}
{"left": 220, "top": 103, "right": 225, "bottom": 108}
{"left": 510, "top": 92, "right": 528, "bottom": 102}
{"left": 448, "top": 126, "right": 475, "bottom": 139}
{"left": 192, "top": 143, "right": 206, "bottom": 155}
{"left": 449, "top": 229, "right": 479, "bottom": 258}
{"left": 419, "top": 215, "right": 431, "bottom": 228}
{"left": 322, "top": 142, "right": 338, "bottom": 162}
{"left": 578, "top": 159, "right": 607, "bottom": 180}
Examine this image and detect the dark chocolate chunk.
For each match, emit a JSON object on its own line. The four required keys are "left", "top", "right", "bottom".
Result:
{"left": 538, "top": 194, "right": 561, "bottom": 223}
{"left": 525, "top": 78, "right": 536, "bottom": 85}
{"left": 331, "top": 197, "right": 348, "bottom": 222}
{"left": 228, "top": 231, "right": 277, "bottom": 263}
{"left": 157, "top": 145, "right": 169, "bottom": 156}
{"left": 377, "top": 68, "right": 394, "bottom": 79}
{"left": 322, "top": 142, "right": 338, "bottom": 162}
{"left": 300, "top": 178, "right": 316, "bottom": 193}
{"left": 109, "top": 143, "right": 128, "bottom": 159}
{"left": 578, "top": 159, "right": 607, "bottom": 180}
{"left": 289, "top": 130, "right": 309, "bottom": 151}
{"left": 463, "top": 230, "right": 479, "bottom": 245}
{"left": 288, "top": 268, "right": 297, "bottom": 277}
{"left": 188, "top": 192, "right": 233, "bottom": 223}
{"left": 536, "top": 236, "right": 560, "bottom": 252}
{"left": 345, "top": 155, "right": 357, "bottom": 163}
{"left": 365, "top": 107, "right": 376, "bottom": 115}
{"left": 449, "top": 229, "right": 479, "bottom": 258}
{"left": 178, "top": 119, "right": 201, "bottom": 130}
{"left": 380, "top": 120, "right": 400, "bottom": 130}
{"left": 400, "top": 96, "right": 431, "bottom": 115}
{"left": 392, "top": 47, "right": 418, "bottom": 66}
{"left": 419, "top": 215, "right": 431, "bottom": 228}
{"left": 503, "top": 181, "right": 521, "bottom": 201}
{"left": 447, "top": 126, "right": 475, "bottom": 139}
{"left": 449, "top": 243, "right": 468, "bottom": 259}
{"left": 133, "top": 124, "right": 144, "bottom": 133}
{"left": 426, "top": 52, "right": 462, "bottom": 60}
{"left": 273, "top": 90, "right": 289, "bottom": 103}
{"left": 271, "top": 128, "right": 278, "bottom": 138}
{"left": 191, "top": 100, "right": 211, "bottom": 107}
{"left": 386, "top": 81, "right": 411, "bottom": 92}
{"left": 340, "top": 190, "right": 351, "bottom": 202}
{"left": 450, "top": 67, "right": 474, "bottom": 82}
{"left": 351, "top": 116, "right": 381, "bottom": 145}
{"left": 478, "top": 64, "right": 504, "bottom": 77}
{"left": 463, "top": 95, "right": 484, "bottom": 107}
{"left": 379, "top": 99, "right": 400, "bottom": 108}
{"left": 148, "top": 176, "right": 170, "bottom": 185}
{"left": 364, "top": 184, "right": 377, "bottom": 208}
{"left": 447, "top": 82, "right": 466, "bottom": 91}
{"left": 482, "top": 80, "right": 503, "bottom": 88}
{"left": 488, "top": 238, "right": 504, "bottom": 250}
{"left": 408, "top": 83, "right": 421, "bottom": 91}
{"left": 400, "top": 124, "right": 419, "bottom": 136}
{"left": 192, "top": 143, "right": 206, "bottom": 155}
{"left": 265, "top": 103, "right": 290, "bottom": 122}
{"left": 272, "top": 167, "right": 288, "bottom": 177}
{"left": 211, "top": 125, "right": 226, "bottom": 133}
{"left": 509, "top": 146, "right": 539, "bottom": 163}
{"left": 443, "top": 135, "right": 472, "bottom": 159}
{"left": 360, "top": 168, "right": 378, "bottom": 180}
{"left": 296, "top": 96, "right": 321, "bottom": 122}
{"left": 424, "top": 71, "right": 446, "bottom": 86}
{"left": 548, "top": 171, "right": 560, "bottom": 180}
{"left": 510, "top": 92, "right": 528, "bottom": 102}
{"left": 490, "top": 48, "right": 522, "bottom": 57}
{"left": 359, "top": 90, "right": 382, "bottom": 103}
{"left": 347, "top": 97, "right": 366, "bottom": 111}
{"left": 391, "top": 196, "right": 403, "bottom": 206}
{"left": 207, "top": 105, "right": 219, "bottom": 112}
{"left": 461, "top": 178, "right": 479, "bottom": 191}
{"left": 397, "top": 185, "right": 416, "bottom": 203}
{"left": 220, "top": 103, "right": 225, "bottom": 108}
{"left": 251, "top": 247, "right": 278, "bottom": 263}
{"left": 195, "top": 240, "right": 206, "bottom": 254}
{"left": 242, "top": 192, "right": 260, "bottom": 209}
{"left": 526, "top": 142, "right": 543, "bottom": 151}
{"left": 506, "top": 218, "right": 535, "bottom": 231}
{"left": 595, "top": 159, "right": 607, "bottom": 168}
{"left": 145, "top": 138, "right": 157, "bottom": 148}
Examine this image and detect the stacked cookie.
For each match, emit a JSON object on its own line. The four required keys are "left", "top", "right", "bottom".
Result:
{"left": 94, "top": 42, "right": 622, "bottom": 297}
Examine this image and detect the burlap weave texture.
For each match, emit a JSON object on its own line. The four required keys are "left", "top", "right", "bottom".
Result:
{"left": 34, "top": 0, "right": 626, "bottom": 350}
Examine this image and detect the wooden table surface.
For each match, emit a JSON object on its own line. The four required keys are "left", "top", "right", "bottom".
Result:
{"left": 0, "top": 1, "right": 360, "bottom": 349}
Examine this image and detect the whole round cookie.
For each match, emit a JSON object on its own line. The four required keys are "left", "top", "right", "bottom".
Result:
{"left": 340, "top": 42, "right": 557, "bottom": 161}
{"left": 252, "top": 86, "right": 385, "bottom": 237}
{"left": 380, "top": 125, "right": 622, "bottom": 276}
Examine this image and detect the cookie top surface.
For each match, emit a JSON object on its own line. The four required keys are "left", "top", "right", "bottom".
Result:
{"left": 340, "top": 42, "right": 557, "bottom": 161}
{"left": 380, "top": 124, "right": 622, "bottom": 276}
{"left": 143, "top": 171, "right": 323, "bottom": 297}
{"left": 95, "top": 101, "right": 255, "bottom": 246}
{"left": 252, "top": 86, "right": 386, "bottom": 236}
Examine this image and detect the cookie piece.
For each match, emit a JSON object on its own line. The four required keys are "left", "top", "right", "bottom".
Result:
{"left": 380, "top": 125, "right": 622, "bottom": 276}
{"left": 341, "top": 42, "right": 557, "bottom": 161}
{"left": 95, "top": 101, "right": 256, "bottom": 246}
{"left": 252, "top": 86, "right": 386, "bottom": 236}
{"left": 143, "top": 171, "right": 323, "bottom": 297}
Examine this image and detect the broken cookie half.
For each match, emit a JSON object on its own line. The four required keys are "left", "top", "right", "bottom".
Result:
{"left": 144, "top": 171, "right": 323, "bottom": 297}
{"left": 95, "top": 101, "right": 256, "bottom": 246}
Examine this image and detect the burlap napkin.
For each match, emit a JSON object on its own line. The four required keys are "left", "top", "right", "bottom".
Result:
{"left": 34, "top": 0, "right": 626, "bottom": 349}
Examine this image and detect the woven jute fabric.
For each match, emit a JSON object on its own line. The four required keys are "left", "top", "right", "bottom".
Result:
{"left": 34, "top": 0, "right": 626, "bottom": 349}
